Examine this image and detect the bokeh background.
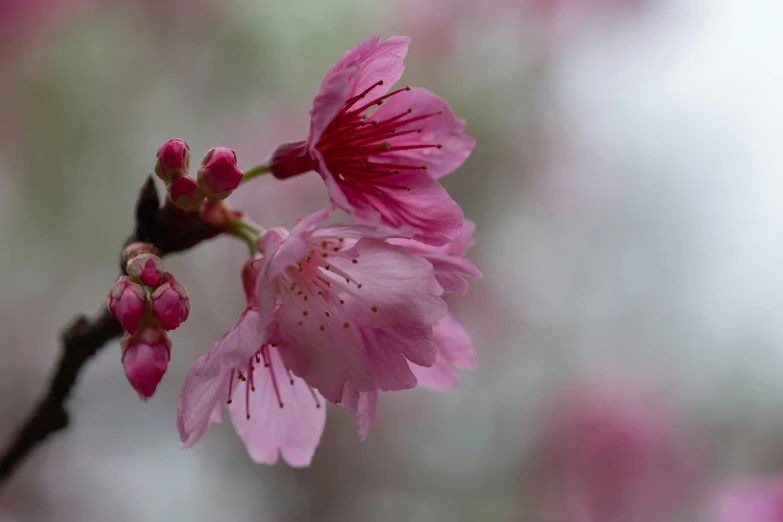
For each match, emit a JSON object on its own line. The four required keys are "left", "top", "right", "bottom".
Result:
{"left": 2, "top": 0, "right": 783, "bottom": 520}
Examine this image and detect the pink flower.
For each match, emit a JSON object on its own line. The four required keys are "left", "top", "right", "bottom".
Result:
{"left": 177, "top": 261, "right": 326, "bottom": 467}
{"left": 121, "top": 325, "right": 171, "bottom": 400}
{"left": 150, "top": 273, "right": 190, "bottom": 331}
{"left": 125, "top": 253, "right": 164, "bottom": 287}
{"left": 107, "top": 276, "right": 147, "bottom": 334}
{"left": 268, "top": 36, "right": 474, "bottom": 246}
{"left": 254, "top": 208, "right": 447, "bottom": 404}
{"left": 536, "top": 378, "right": 699, "bottom": 522}
{"left": 703, "top": 476, "right": 783, "bottom": 522}
{"left": 154, "top": 138, "right": 190, "bottom": 183}
{"left": 197, "top": 147, "right": 243, "bottom": 199}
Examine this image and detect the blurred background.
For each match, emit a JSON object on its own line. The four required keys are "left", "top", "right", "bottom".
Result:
{"left": 2, "top": 0, "right": 783, "bottom": 520}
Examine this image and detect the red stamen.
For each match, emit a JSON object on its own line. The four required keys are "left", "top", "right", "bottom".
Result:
{"left": 307, "top": 385, "right": 322, "bottom": 409}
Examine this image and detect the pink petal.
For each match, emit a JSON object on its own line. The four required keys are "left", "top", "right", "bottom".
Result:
{"left": 328, "top": 168, "right": 464, "bottom": 246}
{"left": 276, "top": 306, "right": 375, "bottom": 403}
{"left": 338, "top": 384, "right": 379, "bottom": 441}
{"left": 177, "top": 343, "right": 230, "bottom": 450}
{"left": 228, "top": 346, "right": 326, "bottom": 467}
{"left": 411, "top": 313, "right": 476, "bottom": 392}
{"left": 362, "top": 322, "right": 435, "bottom": 389}
{"left": 357, "top": 390, "right": 378, "bottom": 441}
{"left": 308, "top": 62, "right": 359, "bottom": 146}
{"left": 326, "top": 237, "right": 446, "bottom": 328}
{"left": 324, "top": 35, "right": 410, "bottom": 103}
{"left": 390, "top": 220, "right": 481, "bottom": 294}
{"left": 370, "top": 87, "right": 475, "bottom": 180}
{"left": 177, "top": 308, "right": 267, "bottom": 449}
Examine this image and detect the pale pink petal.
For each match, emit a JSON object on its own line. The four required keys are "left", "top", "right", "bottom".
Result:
{"left": 219, "top": 308, "right": 266, "bottom": 369}
{"left": 228, "top": 346, "right": 326, "bottom": 467}
{"left": 276, "top": 305, "right": 375, "bottom": 403}
{"left": 411, "top": 313, "right": 476, "bottom": 392}
{"left": 357, "top": 390, "right": 378, "bottom": 441}
{"left": 390, "top": 220, "right": 481, "bottom": 294}
{"left": 177, "top": 343, "right": 230, "bottom": 449}
{"left": 327, "top": 237, "right": 447, "bottom": 328}
{"left": 369, "top": 87, "right": 475, "bottom": 180}
{"left": 324, "top": 36, "right": 410, "bottom": 101}
{"left": 361, "top": 322, "right": 435, "bottom": 389}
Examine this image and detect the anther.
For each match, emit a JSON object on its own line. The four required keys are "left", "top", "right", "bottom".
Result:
{"left": 302, "top": 310, "right": 308, "bottom": 316}
{"left": 343, "top": 322, "right": 350, "bottom": 328}
{"left": 227, "top": 399, "right": 233, "bottom": 404}
{"left": 437, "top": 144, "right": 443, "bottom": 149}
{"left": 340, "top": 299, "right": 345, "bottom": 304}
{"left": 352, "top": 259, "right": 358, "bottom": 264}
{"left": 325, "top": 311, "right": 330, "bottom": 317}
{"left": 320, "top": 326, "right": 325, "bottom": 331}
{"left": 246, "top": 414, "right": 250, "bottom": 420}
{"left": 357, "top": 284, "right": 363, "bottom": 289}
{"left": 304, "top": 296, "right": 308, "bottom": 301}
{"left": 371, "top": 306, "right": 378, "bottom": 312}
{"left": 297, "top": 290, "right": 303, "bottom": 295}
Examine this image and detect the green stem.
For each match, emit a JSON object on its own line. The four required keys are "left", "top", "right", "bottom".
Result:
{"left": 241, "top": 163, "right": 271, "bottom": 184}
{"left": 227, "top": 228, "right": 257, "bottom": 255}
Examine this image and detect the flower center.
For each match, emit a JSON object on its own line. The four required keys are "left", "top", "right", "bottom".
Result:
{"left": 316, "top": 80, "right": 443, "bottom": 194}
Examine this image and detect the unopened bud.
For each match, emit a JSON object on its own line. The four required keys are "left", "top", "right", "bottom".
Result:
{"left": 155, "top": 139, "right": 190, "bottom": 183}
{"left": 197, "top": 147, "right": 243, "bottom": 199}
{"left": 169, "top": 175, "right": 206, "bottom": 211}
{"left": 150, "top": 273, "right": 190, "bottom": 331}
{"left": 107, "top": 276, "right": 147, "bottom": 333}
{"left": 122, "top": 242, "right": 161, "bottom": 267}
{"left": 120, "top": 325, "right": 171, "bottom": 400}
{"left": 126, "top": 253, "right": 164, "bottom": 287}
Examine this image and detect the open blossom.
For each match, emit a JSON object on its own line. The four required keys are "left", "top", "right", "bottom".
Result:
{"left": 268, "top": 36, "right": 474, "bottom": 246}
{"left": 703, "top": 476, "right": 783, "bottom": 522}
{"left": 178, "top": 261, "right": 326, "bottom": 467}
{"left": 254, "top": 208, "right": 447, "bottom": 404}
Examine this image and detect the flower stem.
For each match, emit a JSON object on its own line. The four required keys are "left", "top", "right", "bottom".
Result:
{"left": 227, "top": 228, "right": 257, "bottom": 254}
{"left": 241, "top": 163, "right": 271, "bottom": 184}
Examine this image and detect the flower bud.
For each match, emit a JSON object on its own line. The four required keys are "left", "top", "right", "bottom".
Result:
{"left": 169, "top": 175, "right": 206, "bottom": 211}
{"left": 126, "top": 253, "right": 164, "bottom": 287}
{"left": 197, "top": 147, "right": 243, "bottom": 199}
{"left": 107, "top": 276, "right": 147, "bottom": 333}
{"left": 120, "top": 325, "right": 171, "bottom": 400}
{"left": 121, "top": 242, "right": 160, "bottom": 267}
{"left": 150, "top": 273, "right": 190, "bottom": 331}
{"left": 154, "top": 139, "right": 190, "bottom": 183}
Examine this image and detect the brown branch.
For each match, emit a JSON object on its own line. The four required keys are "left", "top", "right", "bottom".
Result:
{"left": 0, "top": 176, "right": 227, "bottom": 488}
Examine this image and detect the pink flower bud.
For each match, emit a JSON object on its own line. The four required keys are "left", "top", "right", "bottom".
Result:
{"left": 197, "top": 147, "right": 243, "bottom": 199}
{"left": 120, "top": 325, "right": 171, "bottom": 400}
{"left": 126, "top": 253, "right": 164, "bottom": 287}
{"left": 169, "top": 175, "right": 206, "bottom": 211}
{"left": 107, "top": 276, "right": 147, "bottom": 333}
{"left": 150, "top": 273, "right": 190, "bottom": 331}
{"left": 154, "top": 139, "right": 190, "bottom": 183}
{"left": 121, "top": 242, "right": 161, "bottom": 267}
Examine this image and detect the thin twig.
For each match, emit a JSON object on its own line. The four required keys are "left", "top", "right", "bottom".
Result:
{"left": 0, "top": 176, "right": 226, "bottom": 488}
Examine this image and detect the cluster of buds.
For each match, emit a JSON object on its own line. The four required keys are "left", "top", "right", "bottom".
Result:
{"left": 154, "top": 139, "right": 243, "bottom": 212}
{"left": 107, "top": 243, "right": 190, "bottom": 400}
